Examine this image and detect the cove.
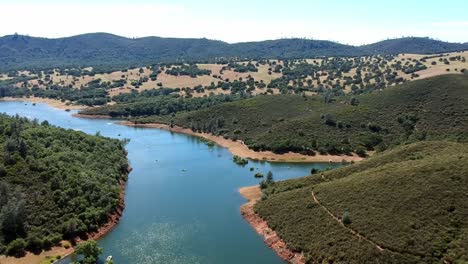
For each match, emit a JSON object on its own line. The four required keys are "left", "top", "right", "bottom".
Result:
{"left": 0, "top": 101, "right": 342, "bottom": 264}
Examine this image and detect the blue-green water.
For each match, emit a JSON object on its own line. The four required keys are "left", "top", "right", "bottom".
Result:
{"left": 0, "top": 102, "right": 342, "bottom": 264}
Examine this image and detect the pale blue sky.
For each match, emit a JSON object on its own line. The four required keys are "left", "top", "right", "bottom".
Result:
{"left": 1, "top": 0, "right": 467, "bottom": 44}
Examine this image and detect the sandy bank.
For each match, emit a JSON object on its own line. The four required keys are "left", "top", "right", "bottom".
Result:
{"left": 118, "top": 121, "right": 364, "bottom": 163}
{"left": 72, "top": 113, "right": 112, "bottom": 119}
{"left": 0, "top": 246, "right": 73, "bottom": 264}
{"left": 239, "top": 186, "right": 304, "bottom": 264}
{"left": 1, "top": 97, "right": 88, "bottom": 110}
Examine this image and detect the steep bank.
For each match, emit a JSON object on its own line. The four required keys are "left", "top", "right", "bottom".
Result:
{"left": 239, "top": 186, "right": 304, "bottom": 264}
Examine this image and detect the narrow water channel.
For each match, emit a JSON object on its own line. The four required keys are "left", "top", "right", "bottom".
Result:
{"left": 0, "top": 101, "right": 342, "bottom": 264}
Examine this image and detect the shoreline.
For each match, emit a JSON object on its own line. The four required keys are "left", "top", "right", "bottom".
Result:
{"left": 72, "top": 113, "right": 113, "bottom": 119}
{"left": 0, "top": 174, "right": 129, "bottom": 264}
{"left": 85, "top": 179, "right": 127, "bottom": 241}
{"left": 239, "top": 186, "right": 305, "bottom": 264}
{"left": 58, "top": 178, "right": 129, "bottom": 263}
{"left": 1, "top": 97, "right": 88, "bottom": 110}
{"left": 19, "top": 102, "right": 363, "bottom": 164}
{"left": 117, "top": 121, "right": 364, "bottom": 163}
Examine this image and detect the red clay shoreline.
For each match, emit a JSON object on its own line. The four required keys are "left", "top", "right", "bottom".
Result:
{"left": 85, "top": 179, "right": 127, "bottom": 241}
{"left": 54, "top": 171, "right": 130, "bottom": 263}
{"left": 73, "top": 112, "right": 363, "bottom": 264}
{"left": 239, "top": 186, "right": 305, "bottom": 264}
{"left": 0, "top": 173, "right": 130, "bottom": 264}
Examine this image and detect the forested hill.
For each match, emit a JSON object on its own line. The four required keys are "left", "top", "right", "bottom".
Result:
{"left": 0, "top": 114, "right": 129, "bottom": 257}
{"left": 361, "top": 37, "right": 468, "bottom": 54}
{"left": 134, "top": 74, "right": 468, "bottom": 156}
{"left": 1, "top": 33, "right": 467, "bottom": 70}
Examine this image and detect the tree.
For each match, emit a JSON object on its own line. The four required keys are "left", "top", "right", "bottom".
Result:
{"left": 266, "top": 171, "right": 274, "bottom": 184}
{"left": 342, "top": 212, "right": 352, "bottom": 226}
{"left": 2, "top": 199, "right": 26, "bottom": 242}
{"left": 350, "top": 97, "right": 359, "bottom": 106}
{"left": 74, "top": 240, "right": 103, "bottom": 264}
{"left": 310, "top": 168, "right": 320, "bottom": 174}
{"left": 355, "top": 146, "right": 367, "bottom": 157}
{"left": 6, "top": 238, "right": 26, "bottom": 257}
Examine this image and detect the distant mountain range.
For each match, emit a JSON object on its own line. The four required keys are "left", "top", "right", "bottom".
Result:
{"left": 0, "top": 33, "right": 467, "bottom": 71}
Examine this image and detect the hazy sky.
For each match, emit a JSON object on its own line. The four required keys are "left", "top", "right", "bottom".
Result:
{"left": 1, "top": 0, "right": 467, "bottom": 45}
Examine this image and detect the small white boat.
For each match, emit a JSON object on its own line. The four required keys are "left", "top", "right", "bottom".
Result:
{"left": 106, "top": 255, "right": 113, "bottom": 261}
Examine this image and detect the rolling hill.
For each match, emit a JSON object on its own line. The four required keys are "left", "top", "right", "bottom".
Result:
{"left": 255, "top": 140, "right": 468, "bottom": 263}
{"left": 1, "top": 33, "right": 467, "bottom": 71}
{"left": 131, "top": 74, "right": 468, "bottom": 156}
{"left": 361, "top": 37, "right": 468, "bottom": 54}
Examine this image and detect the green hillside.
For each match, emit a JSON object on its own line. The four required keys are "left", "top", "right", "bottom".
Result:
{"left": 255, "top": 141, "right": 468, "bottom": 263}
{"left": 361, "top": 37, "right": 468, "bottom": 54}
{"left": 0, "top": 115, "right": 129, "bottom": 256}
{"left": 135, "top": 74, "right": 468, "bottom": 156}
{"left": 1, "top": 33, "right": 467, "bottom": 71}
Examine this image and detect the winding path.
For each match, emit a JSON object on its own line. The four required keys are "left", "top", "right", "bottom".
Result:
{"left": 310, "top": 190, "right": 425, "bottom": 258}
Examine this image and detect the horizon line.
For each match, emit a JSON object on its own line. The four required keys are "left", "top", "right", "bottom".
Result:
{"left": 3, "top": 32, "right": 468, "bottom": 46}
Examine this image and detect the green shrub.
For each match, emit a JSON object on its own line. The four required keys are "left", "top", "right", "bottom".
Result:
{"left": 342, "top": 212, "right": 352, "bottom": 225}
{"left": 6, "top": 238, "right": 26, "bottom": 257}
{"left": 254, "top": 172, "right": 264, "bottom": 178}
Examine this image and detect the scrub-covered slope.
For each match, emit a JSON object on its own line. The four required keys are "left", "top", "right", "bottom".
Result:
{"left": 138, "top": 74, "right": 468, "bottom": 156}
{"left": 255, "top": 141, "right": 468, "bottom": 263}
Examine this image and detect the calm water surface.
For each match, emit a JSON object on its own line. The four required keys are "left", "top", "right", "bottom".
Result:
{"left": 0, "top": 102, "right": 342, "bottom": 264}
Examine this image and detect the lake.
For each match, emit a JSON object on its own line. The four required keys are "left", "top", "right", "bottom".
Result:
{"left": 0, "top": 101, "right": 342, "bottom": 264}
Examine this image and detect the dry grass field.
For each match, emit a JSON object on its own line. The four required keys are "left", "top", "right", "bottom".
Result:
{"left": 7, "top": 51, "right": 467, "bottom": 98}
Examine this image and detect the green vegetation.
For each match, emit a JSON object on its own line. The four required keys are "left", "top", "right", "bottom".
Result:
{"left": 165, "top": 64, "right": 211, "bottom": 77}
{"left": 0, "top": 76, "right": 110, "bottom": 106}
{"left": 1, "top": 34, "right": 467, "bottom": 71}
{"left": 0, "top": 115, "right": 129, "bottom": 256}
{"left": 79, "top": 93, "right": 246, "bottom": 117}
{"left": 134, "top": 74, "right": 468, "bottom": 156}
{"left": 254, "top": 172, "right": 264, "bottom": 178}
{"left": 233, "top": 155, "right": 248, "bottom": 166}
{"left": 255, "top": 141, "right": 468, "bottom": 263}
{"left": 229, "top": 62, "right": 258, "bottom": 73}
{"left": 39, "top": 255, "right": 61, "bottom": 264}
{"left": 362, "top": 37, "right": 468, "bottom": 54}
{"left": 72, "top": 240, "right": 102, "bottom": 264}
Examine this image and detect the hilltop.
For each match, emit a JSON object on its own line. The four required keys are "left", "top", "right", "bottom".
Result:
{"left": 361, "top": 37, "right": 468, "bottom": 54}
{"left": 1, "top": 33, "right": 467, "bottom": 70}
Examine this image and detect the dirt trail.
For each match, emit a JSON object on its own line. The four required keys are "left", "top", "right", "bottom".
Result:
{"left": 311, "top": 191, "right": 385, "bottom": 251}
{"left": 311, "top": 191, "right": 426, "bottom": 257}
